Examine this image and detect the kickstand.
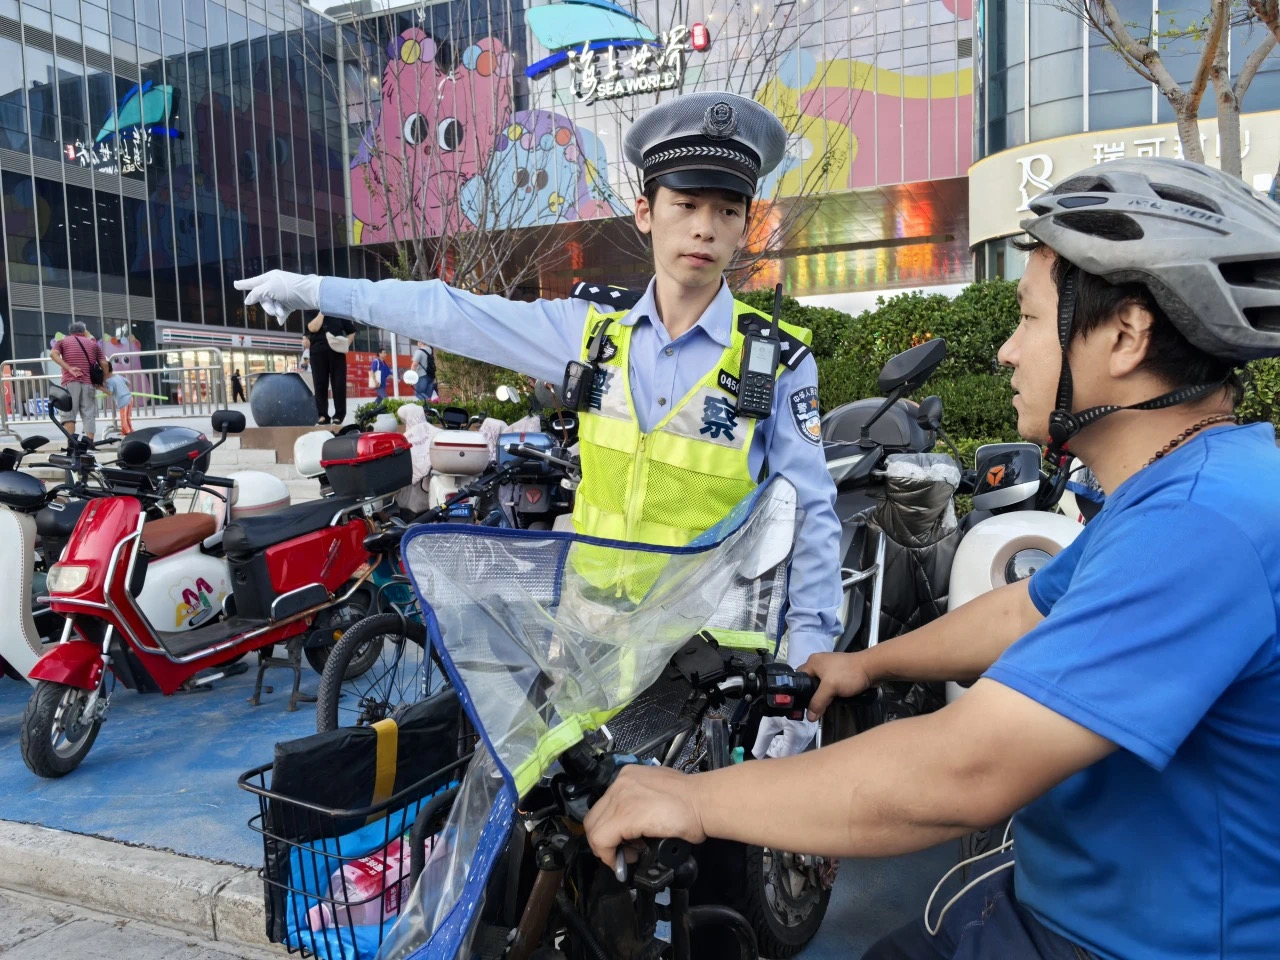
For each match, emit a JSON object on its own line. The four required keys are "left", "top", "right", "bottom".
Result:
{"left": 248, "top": 635, "right": 318, "bottom": 712}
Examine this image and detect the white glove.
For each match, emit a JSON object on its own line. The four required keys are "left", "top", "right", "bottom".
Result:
{"left": 233, "top": 271, "right": 323, "bottom": 324}
{"left": 752, "top": 715, "right": 818, "bottom": 759}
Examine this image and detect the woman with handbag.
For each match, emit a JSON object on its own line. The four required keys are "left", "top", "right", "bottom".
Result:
{"left": 306, "top": 312, "right": 355, "bottom": 424}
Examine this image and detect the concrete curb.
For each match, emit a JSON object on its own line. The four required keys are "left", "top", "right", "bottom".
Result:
{"left": 0, "top": 820, "right": 270, "bottom": 949}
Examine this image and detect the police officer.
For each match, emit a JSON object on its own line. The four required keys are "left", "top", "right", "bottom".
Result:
{"left": 234, "top": 91, "right": 842, "bottom": 757}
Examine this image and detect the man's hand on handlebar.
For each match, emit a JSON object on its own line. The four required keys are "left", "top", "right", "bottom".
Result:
{"left": 583, "top": 765, "right": 707, "bottom": 871}
{"left": 799, "top": 652, "right": 875, "bottom": 721}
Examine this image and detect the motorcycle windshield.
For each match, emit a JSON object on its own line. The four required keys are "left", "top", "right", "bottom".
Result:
{"left": 380, "top": 477, "right": 800, "bottom": 960}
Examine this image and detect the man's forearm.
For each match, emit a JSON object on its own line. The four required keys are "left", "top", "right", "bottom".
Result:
{"left": 863, "top": 580, "right": 1041, "bottom": 684}
{"left": 694, "top": 708, "right": 1000, "bottom": 858}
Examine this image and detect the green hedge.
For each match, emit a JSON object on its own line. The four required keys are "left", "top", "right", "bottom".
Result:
{"left": 739, "top": 282, "right": 1024, "bottom": 456}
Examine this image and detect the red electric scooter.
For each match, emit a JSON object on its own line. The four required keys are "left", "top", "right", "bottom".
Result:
{"left": 20, "top": 410, "right": 414, "bottom": 778}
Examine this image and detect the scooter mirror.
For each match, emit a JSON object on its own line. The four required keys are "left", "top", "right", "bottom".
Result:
{"left": 118, "top": 439, "right": 151, "bottom": 467}
{"left": 211, "top": 410, "right": 246, "bottom": 435}
{"left": 877, "top": 339, "right": 947, "bottom": 396}
{"left": 47, "top": 385, "right": 74, "bottom": 414}
{"left": 916, "top": 395, "right": 943, "bottom": 431}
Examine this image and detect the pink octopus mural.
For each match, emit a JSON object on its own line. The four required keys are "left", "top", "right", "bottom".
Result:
{"left": 349, "top": 29, "right": 514, "bottom": 243}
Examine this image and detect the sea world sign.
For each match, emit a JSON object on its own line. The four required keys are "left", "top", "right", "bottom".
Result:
{"left": 524, "top": 0, "right": 710, "bottom": 105}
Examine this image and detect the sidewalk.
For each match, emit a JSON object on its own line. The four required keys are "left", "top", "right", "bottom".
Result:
{"left": 0, "top": 886, "right": 279, "bottom": 958}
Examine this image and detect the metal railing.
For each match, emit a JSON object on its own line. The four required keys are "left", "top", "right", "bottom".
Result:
{"left": 0, "top": 348, "right": 229, "bottom": 440}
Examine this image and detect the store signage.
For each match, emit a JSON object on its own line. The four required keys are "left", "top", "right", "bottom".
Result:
{"left": 62, "top": 80, "right": 181, "bottom": 174}
{"left": 64, "top": 130, "right": 156, "bottom": 175}
{"left": 969, "top": 111, "right": 1280, "bottom": 245}
{"left": 567, "top": 26, "right": 700, "bottom": 104}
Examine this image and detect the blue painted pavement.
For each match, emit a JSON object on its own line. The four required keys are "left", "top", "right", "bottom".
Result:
{"left": 0, "top": 669, "right": 952, "bottom": 958}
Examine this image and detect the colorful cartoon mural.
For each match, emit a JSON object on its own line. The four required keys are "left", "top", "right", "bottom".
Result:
{"left": 349, "top": 28, "right": 628, "bottom": 244}
{"left": 757, "top": 0, "right": 974, "bottom": 195}
{"left": 462, "top": 111, "right": 625, "bottom": 228}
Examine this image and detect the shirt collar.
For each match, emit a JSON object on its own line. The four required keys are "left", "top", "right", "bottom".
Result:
{"left": 618, "top": 278, "right": 735, "bottom": 348}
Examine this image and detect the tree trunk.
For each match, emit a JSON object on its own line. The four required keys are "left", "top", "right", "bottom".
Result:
{"left": 1211, "top": 38, "right": 1243, "bottom": 178}
{"left": 1217, "top": 97, "right": 1243, "bottom": 177}
{"left": 1175, "top": 110, "right": 1205, "bottom": 163}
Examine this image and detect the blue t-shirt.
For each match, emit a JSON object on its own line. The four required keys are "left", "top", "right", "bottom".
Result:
{"left": 986, "top": 423, "right": 1280, "bottom": 960}
{"left": 371, "top": 358, "right": 391, "bottom": 387}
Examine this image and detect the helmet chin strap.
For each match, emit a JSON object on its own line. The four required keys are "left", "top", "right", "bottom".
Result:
{"left": 1039, "top": 265, "right": 1225, "bottom": 506}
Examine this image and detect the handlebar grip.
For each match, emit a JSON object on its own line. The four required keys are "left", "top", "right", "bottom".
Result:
{"left": 201, "top": 475, "right": 236, "bottom": 489}
{"left": 790, "top": 672, "right": 819, "bottom": 708}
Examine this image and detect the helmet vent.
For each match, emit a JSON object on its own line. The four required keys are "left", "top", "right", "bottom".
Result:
{"left": 1053, "top": 210, "right": 1144, "bottom": 241}
{"left": 1057, "top": 175, "right": 1112, "bottom": 193}
{"left": 1150, "top": 183, "right": 1220, "bottom": 214}
{"left": 1219, "top": 259, "right": 1280, "bottom": 287}
{"left": 1244, "top": 307, "right": 1280, "bottom": 333}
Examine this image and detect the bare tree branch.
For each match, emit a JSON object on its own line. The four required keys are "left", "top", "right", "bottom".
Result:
{"left": 1188, "top": 0, "right": 1230, "bottom": 116}
{"left": 1249, "top": 0, "right": 1280, "bottom": 43}
{"left": 1233, "top": 30, "right": 1276, "bottom": 102}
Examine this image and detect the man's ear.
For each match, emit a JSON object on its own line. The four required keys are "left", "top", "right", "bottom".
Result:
{"left": 634, "top": 196, "right": 652, "bottom": 236}
{"left": 1109, "top": 302, "right": 1156, "bottom": 378}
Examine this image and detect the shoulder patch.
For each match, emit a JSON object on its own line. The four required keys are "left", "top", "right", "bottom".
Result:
{"left": 736, "top": 316, "right": 811, "bottom": 371}
{"left": 571, "top": 282, "right": 642, "bottom": 310}
{"left": 789, "top": 386, "right": 822, "bottom": 445}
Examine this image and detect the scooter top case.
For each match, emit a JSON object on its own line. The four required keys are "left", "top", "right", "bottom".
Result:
{"left": 427, "top": 430, "right": 490, "bottom": 478}
{"left": 127, "top": 425, "right": 214, "bottom": 475}
{"left": 320, "top": 432, "right": 412, "bottom": 498}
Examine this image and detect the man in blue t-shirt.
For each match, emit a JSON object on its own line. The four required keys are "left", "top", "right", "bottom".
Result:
{"left": 582, "top": 158, "right": 1280, "bottom": 959}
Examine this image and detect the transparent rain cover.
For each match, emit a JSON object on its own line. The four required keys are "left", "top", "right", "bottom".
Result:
{"left": 378, "top": 478, "right": 800, "bottom": 960}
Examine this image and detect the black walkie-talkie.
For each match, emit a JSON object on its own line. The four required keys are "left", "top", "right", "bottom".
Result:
{"left": 736, "top": 283, "right": 783, "bottom": 419}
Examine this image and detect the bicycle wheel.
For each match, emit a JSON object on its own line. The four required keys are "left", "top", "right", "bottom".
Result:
{"left": 315, "top": 612, "right": 441, "bottom": 732}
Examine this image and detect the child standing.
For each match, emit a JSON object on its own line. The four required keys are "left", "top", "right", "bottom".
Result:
{"left": 105, "top": 362, "right": 133, "bottom": 435}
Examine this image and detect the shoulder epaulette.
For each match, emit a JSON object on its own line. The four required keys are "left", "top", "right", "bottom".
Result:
{"left": 570, "top": 281, "right": 642, "bottom": 311}
{"left": 736, "top": 314, "right": 812, "bottom": 371}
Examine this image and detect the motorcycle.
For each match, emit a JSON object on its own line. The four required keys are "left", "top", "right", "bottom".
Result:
{"left": 312, "top": 450, "right": 550, "bottom": 733}
{"left": 819, "top": 339, "right": 965, "bottom": 736}
{"left": 493, "top": 385, "right": 580, "bottom": 532}
{"left": 0, "top": 389, "right": 290, "bottom": 686}
{"left": 19, "top": 413, "right": 413, "bottom": 778}
{"left": 820, "top": 339, "right": 1078, "bottom": 739}
{"left": 370, "top": 476, "right": 819, "bottom": 960}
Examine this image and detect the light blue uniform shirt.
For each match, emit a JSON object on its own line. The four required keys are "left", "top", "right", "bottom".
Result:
{"left": 319, "top": 275, "right": 842, "bottom": 664}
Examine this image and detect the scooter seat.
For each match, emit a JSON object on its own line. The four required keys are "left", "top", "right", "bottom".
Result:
{"left": 143, "top": 513, "right": 218, "bottom": 558}
{"left": 222, "top": 497, "right": 359, "bottom": 560}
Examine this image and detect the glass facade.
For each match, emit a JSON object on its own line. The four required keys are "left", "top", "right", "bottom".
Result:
{"left": 974, "top": 0, "right": 1280, "bottom": 280}
{"left": 0, "top": 0, "right": 349, "bottom": 365}
{"left": 977, "top": 0, "right": 1280, "bottom": 161}
{"left": 341, "top": 0, "right": 976, "bottom": 299}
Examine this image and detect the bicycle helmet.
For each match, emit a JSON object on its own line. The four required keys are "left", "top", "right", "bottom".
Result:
{"left": 1019, "top": 158, "right": 1280, "bottom": 462}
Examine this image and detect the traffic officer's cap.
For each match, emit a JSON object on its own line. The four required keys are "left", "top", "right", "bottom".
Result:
{"left": 623, "top": 92, "right": 787, "bottom": 199}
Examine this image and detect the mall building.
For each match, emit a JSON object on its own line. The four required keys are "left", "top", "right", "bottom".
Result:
{"left": 971, "top": 0, "right": 1280, "bottom": 281}
{"left": 0, "top": 0, "right": 983, "bottom": 376}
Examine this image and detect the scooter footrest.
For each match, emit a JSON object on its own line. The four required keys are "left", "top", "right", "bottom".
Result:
{"left": 154, "top": 616, "right": 269, "bottom": 659}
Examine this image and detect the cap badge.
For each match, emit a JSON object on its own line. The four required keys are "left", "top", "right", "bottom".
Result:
{"left": 702, "top": 101, "right": 738, "bottom": 141}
